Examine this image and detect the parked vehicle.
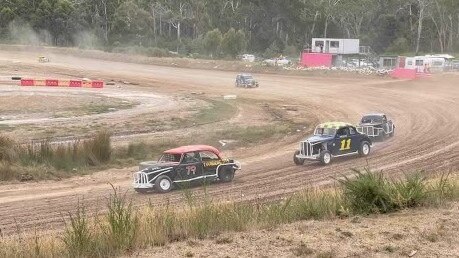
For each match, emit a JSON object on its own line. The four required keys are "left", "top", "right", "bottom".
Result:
{"left": 293, "top": 122, "right": 372, "bottom": 165}
{"left": 242, "top": 54, "right": 255, "bottom": 62}
{"left": 133, "top": 145, "right": 241, "bottom": 193}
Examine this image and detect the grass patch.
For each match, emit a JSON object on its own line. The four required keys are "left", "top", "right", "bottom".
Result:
{"left": 0, "top": 169, "right": 458, "bottom": 257}
{"left": 0, "top": 131, "right": 112, "bottom": 181}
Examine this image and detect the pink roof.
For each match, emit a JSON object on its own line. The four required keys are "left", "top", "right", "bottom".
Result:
{"left": 164, "top": 145, "right": 221, "bottom": 157}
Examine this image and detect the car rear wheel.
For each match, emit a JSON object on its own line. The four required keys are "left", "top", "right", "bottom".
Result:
{"left": 359, "top": 141, "right": 371, "bottom": 157}
{"left": 293, "top": 150, "right": 305, "bottom": 165}
{"left": 390, "top": 127, "right": 395, "bottom": 137}
{"left": 320, "top": 151, "right": 332, "bottom": 165}
{"left": 154, "top": 175, "right": 173, "bottom": 193}
{"left": 219, "top": 167, "right": 235, "bottom": 183}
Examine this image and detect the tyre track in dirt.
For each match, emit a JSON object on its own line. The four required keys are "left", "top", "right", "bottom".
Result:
{"left": 0, "top": 51, "right": 458, "bottom": 236}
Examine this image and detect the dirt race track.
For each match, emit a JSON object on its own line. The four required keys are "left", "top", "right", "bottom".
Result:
{"left": 0, "top": 48, "right": 458, "bottom": 236}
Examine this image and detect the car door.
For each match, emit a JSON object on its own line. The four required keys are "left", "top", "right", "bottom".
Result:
{"left": 199, "top": 151, "right": 222, "bottom": 176}
{"left": 177, "top": 152, "right": 203, "bottom": 181}
{"left": 348, "top": 127, "right": 361, "bottom": 152}
{"left": 334, "top": 127, "right": 353, "bottom": 155}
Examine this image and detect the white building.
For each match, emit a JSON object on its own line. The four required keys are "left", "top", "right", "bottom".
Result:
{"left": 311, "top": 38, "right": 360, "bottom": 54}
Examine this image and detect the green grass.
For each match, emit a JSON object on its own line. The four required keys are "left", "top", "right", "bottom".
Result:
{"left": 0, "top": 131, "right": 112, "bottom": 181}
{"left": 0, "top": 169, "right": 457, "bottom": 258}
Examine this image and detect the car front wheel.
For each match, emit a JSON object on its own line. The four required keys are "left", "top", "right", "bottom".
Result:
{"left": 358, "top": 141, "right": 371, "bottom": 157}
{"left": 154, "top": 175, "right": 173, "bottom": 193}
{"left": 219, "top": 167, "right": 235, "bottom": 183}
{"left": 320, "top": 150, "right": 332, "bottom": 165}
{"left": 293, "top": 150, "right": 305, "bottom": 165}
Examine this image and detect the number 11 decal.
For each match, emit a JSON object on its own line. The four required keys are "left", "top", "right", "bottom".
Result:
{"left": 340, "top": 139, "right": 351, "bottom": 150}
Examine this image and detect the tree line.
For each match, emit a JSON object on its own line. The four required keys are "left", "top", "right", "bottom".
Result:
{"left": 1, "top": 0, "right": 458, "bottom": 57}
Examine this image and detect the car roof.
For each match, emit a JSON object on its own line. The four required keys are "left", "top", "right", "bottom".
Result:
{"left": 317, "top": 122, "right": 353, "bottom": 129}
{"left": 164, "top": 145, "right": 221, "bottom": 156}
{"left": 362, "top": 113, "right": 385, "bottom": 117}
{"left": 238, "top": 73, "right": 253, "bottom": 76}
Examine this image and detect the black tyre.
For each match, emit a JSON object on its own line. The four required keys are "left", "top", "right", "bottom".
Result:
{"left": 293, "top": 150, "right": 305, "bottom": 165}
{"left": 319, "top": 150, "right": 332, "bottom": 165}
{"left": 218, "top": 166, "right": 235, "bottom": 183}
{"left": 358, "top": 141, "right": 371, "bottom": 157}
{"left": 154, "top": 175, "right": 173, "bottom": 193}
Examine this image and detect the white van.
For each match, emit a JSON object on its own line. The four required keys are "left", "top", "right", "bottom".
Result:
{"left": 242, "top": 54, "right": 255, "bottom": 62}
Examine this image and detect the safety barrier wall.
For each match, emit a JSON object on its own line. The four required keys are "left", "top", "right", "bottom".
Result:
{"left": 20, "top": 79, "right": 104, "bottom": 88}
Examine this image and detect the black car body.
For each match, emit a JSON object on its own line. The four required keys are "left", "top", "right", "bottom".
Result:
{"left": 294, "top": 122, "right": 372, "bottom": 165}
{"left": 133, "top": 145, "right": 241, "bottom": 193}
{"left": 356, "top": 113, "right": 395, "bottom": 140}
{"left": 235, "top": 74, "right": 259, "bottom": 88}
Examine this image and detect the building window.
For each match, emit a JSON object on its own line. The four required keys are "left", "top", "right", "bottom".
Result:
{"left": 315, "top": 41, "right": 324, "bottom": 47}
{"left": 415, "top": 60, "right": 424, "bottom": 66}
{"left": 330, "top": 41, "right": 339, "bottom": 48}
{"left": 383, "top": 58, "right": 395, "bottom": 67}
{"left": 407, "top": 60, "right": 413, "bottom": 66}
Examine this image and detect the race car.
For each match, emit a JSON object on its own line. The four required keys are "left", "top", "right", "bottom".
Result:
{"left": 133, "top": 145, "right": 241, "bottom": 193}
{"left": 356, "top": 113, "right": 395, "bottom": 140}
{"left": 38, "top": 56, "right": 50, "bottom": 63}
{"left": 235, "top": 73, "right": 259, "bottom": 88}
{"left": 294, "top": 122, "right": 372, "bottom": 165}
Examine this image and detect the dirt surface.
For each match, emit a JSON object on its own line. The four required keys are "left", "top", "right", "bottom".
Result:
{"left": 132, "top": 202, "right": 459, "bottom": 258}
{"left": 0, "top": 47, "right": 458, "bottom": 236}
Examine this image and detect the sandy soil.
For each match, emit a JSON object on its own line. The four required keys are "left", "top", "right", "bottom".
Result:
{"left": 0, "top": 47, "right": 458, "bottom": 237}
{"left": 132, "top": 202, "right": 459, "bottom": 258}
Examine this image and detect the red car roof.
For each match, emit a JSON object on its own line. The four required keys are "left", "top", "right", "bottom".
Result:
{"left": 164, "top": 145, "right": 221, "bottom": 157}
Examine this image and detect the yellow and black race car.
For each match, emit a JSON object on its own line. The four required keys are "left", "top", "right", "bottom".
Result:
{"left": 294, "top": 122, "right": 372, "bottom": 165}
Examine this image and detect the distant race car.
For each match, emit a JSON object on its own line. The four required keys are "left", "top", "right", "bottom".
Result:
{"left": 235, "top": 73, "right": 259, "bottom": 88}
{"left": 294, "top": 122, "right": 372, "bottom": 165}
{"left": 38, "top": 56, "right": 50, "bottom": 63}
{"left": 133, "top": 145, "right": 241, "bottom": 193}
{"left": 356, "top": 113, "right": 395, "bottom": 140}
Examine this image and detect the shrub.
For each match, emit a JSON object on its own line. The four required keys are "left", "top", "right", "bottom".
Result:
{"left": 339, "top": 168, "right": 394, "bottom": 213}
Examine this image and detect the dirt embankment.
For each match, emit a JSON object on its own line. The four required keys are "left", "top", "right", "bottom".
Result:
{"left": 133, "top": 202, "right": 459, "bottom": 258}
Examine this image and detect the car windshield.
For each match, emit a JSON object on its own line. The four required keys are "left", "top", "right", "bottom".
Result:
{"left": 158, "top": 153, "right": 181, "bottom": 163}
{"left": 242, "top": 75, "right": 253, "bottom": 81}
{"left": 314, "top": 127, "right": 336, "bottom": 136}
{"left": 361, "top": 115, "right": 383, "bottom": 123}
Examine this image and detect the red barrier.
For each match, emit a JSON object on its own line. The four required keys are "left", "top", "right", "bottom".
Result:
{"left": 69, "top": 80, "right": 82, "bottom": 87}
{"left": 390, "top": 68, "right": 417, "bottom": 80}
{"left": 91, "top": 81, "right": 104, "bottom": 88}
{"left": 300, "top": 53, "right": 333, "bottom": 67}
{"left": 46, "top": 79, "right": 59, "bottom": 87}
{"left": 20, "top": 79, "right": 35, "bottom": 86}
{"left": 19, "top": 79, "right": 104, "bottom": 88}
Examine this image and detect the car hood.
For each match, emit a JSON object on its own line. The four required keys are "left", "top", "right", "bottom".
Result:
{"left": 140, "top": 161, "right": 177, "bottom": 172}
{"left": 359, "top": 122, "right": 383, "bottom": 127}
{"left": 305, "top": 135, "right": 334, "bottom": 143}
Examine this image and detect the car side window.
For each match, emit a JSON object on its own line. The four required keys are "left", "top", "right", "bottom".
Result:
{"left": 200, "top": 151, "right": 219, "bottom": 161}
{"left": 182, "top": 152, "right": 201, "bottom": 164}
{"left": 349, "top": 127, "right": 356, "bottom": 135}
{"left": 337, "top": 128, "right": 349, "bottom": 136}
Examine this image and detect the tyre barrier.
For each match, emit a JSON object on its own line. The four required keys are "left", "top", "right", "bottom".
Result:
{"left": 20, "top": 79, "right": 104, "bottom": 88}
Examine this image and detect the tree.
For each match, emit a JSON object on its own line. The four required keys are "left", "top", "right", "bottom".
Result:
{"left": 204, "top": 28, "right": 222, "bottom": 57}
{"left": 221, "top": 28, "right": 246, "bottom": 58}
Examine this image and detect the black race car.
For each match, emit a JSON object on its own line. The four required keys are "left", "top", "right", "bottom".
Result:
{"left": 356, "top": 113, "right": 395, "bottom": 140}
{"left": 294, "top": 122, "right": 372, "bottom": 165}
{"left": 235, "top": 74, "right": 259, "bottom": 88}
{"left": 133, "top": 145, "right": 241, "bottom": 193}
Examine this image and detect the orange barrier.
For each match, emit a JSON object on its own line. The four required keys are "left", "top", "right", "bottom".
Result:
{"left": 20, "top": 79, "right": 104, "bottom": 88}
